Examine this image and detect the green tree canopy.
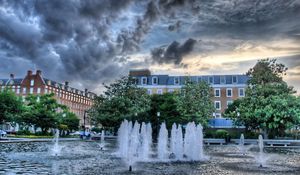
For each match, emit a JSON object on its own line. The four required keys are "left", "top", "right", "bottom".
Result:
{"left": 225, "top": 59, "right": 300, "bottom": 138}
{"left": 58, "top": 111, "right": 80, "bottom": 134}
{"left": 89, "top": 76, "right": 151, "bottom": 129}
{"left": 176, "top": 80, "right": 214, "bottom": 126}
{"left": 20, "top": 93, "right": 65, "bottom": 133}
{"left": 0, "top": 89, "right": 23, "bottom": 124}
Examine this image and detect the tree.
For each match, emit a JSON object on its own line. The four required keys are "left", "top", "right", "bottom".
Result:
{"left": 176, "top": 80, "right": 214, "bottom": 126}
{"left": 0, "top": 89, "right": 23, "bottom": 124}
{"left": 224, "top": 59, "right": 300, "bottom": 138}
{"left": 58, "top": 112, "right": 80, "bottom": 135}
{"left": 89, "top": 76, "right": 151, "bottom": 130}
{"left": 20, "top": 94, "right": 64, "bottom": 133}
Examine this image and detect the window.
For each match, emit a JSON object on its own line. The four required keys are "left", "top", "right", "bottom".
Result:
{"left": 220, "top": 76, "right": 225, "bottom": 84}
{"left": 141, "top": 77, "right": 147, "bottom": 85}
{"left": 232, "top": 75, "right": 237, "bottom": 84}
{"left": 152, "top": 77, "right": 158, "bottom": 85}
{"left": 215, "top": 113, "right": 221, "bottom": 118}
{"left": 168, "top": 89, "right": 174, "bottom": 93}
{"left": 214, "top": 88, "right": 220, "bottom": 97}
{"left": 23, "top": 87, "right": 27, "bottom": 94}
{"left": 198, "top": 77, "right": 202, "bottom": 82}
{"left": 147, "top": 89, "right": 152, "bottom": 95}
{"left": 30, "top": 79, "right": 34, "bottom": 86}
{"left": 30, "top": 88, "right": 33, "bottom": 94}
{"left": 12, "top": 86, "right": 15, "bottom": 92}
{"left": 16, "top": 88, "right": 20, "bottom": 94}
{"left": 44, "top": 88, "right": 48, "bottom": 94}
{"left": 227, "top": 101, "right": 233, "bottom": 108}
{"left": 157, "top": 89, "right": 163, "bottom": 94}
{"left": 174, "top": 77, "right": 180, "bottom": 85}
{"left": 37, "top": 88, "right": 41, "bottom": 94}
{"left": 226, "top": 88, "right": 232, "bottom": 97}
{"left": 239, "top": 88, "right": 245, "bottom": 97}
{"left": 215, "top": 101, "right": 221, "bottom": 110}
{"left": 209, "top": 76, "right": 214, "bottom": 84}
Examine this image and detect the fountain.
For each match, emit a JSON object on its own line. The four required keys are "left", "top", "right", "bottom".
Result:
{"left": 258, "top": 134, "right": 264, "bottom": 168}
{"left": 51, "top": 129, "right": 61, "bottom": 156}
{"left": 157, "top": 122, "right": 168, "bottom": 160}
{"left": 117, "top": 120, "right": 205, "bottom": 171}
{"left": 99, "top": 130, "right": 105, "bottom": 150}
{"left": 239, "top": 133, "right": 246, "bottom": 155}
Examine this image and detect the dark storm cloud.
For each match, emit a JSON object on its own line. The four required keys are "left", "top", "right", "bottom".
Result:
{"left": 151, "top": 38, "right": 197, "bottom": 64}
{"left": 1, "top": 0, "right": 300, "bottom": 93}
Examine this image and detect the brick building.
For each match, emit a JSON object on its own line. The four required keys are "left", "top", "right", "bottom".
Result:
{"left": 0, "top": 70, "right": 96, "bottom": 130}
{"left": 129, "top": 69, "right": 249, "bottom": 128}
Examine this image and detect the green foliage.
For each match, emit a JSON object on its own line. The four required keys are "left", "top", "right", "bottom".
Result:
{"left": 215, "top": 129, "right": 229, "bottom": 139}
{"left": 225, "top": 59, "right": 300, "bottom": 138}
{"left": 246, "top": 58, "right": 288, "bottom": 85}
{"left": 0, "top": 89, "right": 23, "bottom": 124}
{"left": 176, "top": 80, "right": 214, "bottom": 126}
{"left": 91, "top": 127, "right": 102, "bottom": 133}
{"left": 89, "top": 76, "right": 151, "bottom": 128}
{"left": 18, "top": 93, "right": 65, "bottom": 133}
{"left": 16, "top": 130, "right": 31, "bottom": 135}
{"left": 58, "top": 112, "right": 80, "bottom": 132}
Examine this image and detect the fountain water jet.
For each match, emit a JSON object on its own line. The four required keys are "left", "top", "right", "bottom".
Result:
{"left": 51, "top": 129, "right": 61, "bottom": 156}
{"left": 258, "top": 135, "right": 264, "bottom": 168}
{"left": 157, "top": 122, "right": 168, "bottom": 160}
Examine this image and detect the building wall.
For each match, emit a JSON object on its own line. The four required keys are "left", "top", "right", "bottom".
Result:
{"left": 0, "top": 70, "right": 95, "bottom": 129}
{"left": 130, "top": 69, "right": 248, "bottom": 118}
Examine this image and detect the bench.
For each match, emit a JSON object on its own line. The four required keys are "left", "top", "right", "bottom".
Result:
{"left": 265, "top": 140, "right": 291, "bottom": 147}
{"left": 204, "top": 138, "right": 226, "bottom": 145}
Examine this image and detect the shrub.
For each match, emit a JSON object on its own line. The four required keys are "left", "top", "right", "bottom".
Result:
{"left": 91, "top": 127, "right": 101, "bottom": 133}
{"left": 35, "top": 131, "right": 53, "bottom": 136}
{"left": 215, "top": 129, "right": 229, "bottom": 139}
{"left": 16, "top": 130, "right": 31, "bottom": 135}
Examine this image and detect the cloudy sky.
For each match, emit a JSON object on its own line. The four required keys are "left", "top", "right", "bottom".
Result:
{"left": 0, "top": 0, "right": 300, "bottom": 94}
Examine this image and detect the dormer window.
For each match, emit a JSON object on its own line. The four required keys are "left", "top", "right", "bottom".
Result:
{"left": 174, "top": 77, "right": 180, "bottom": 85}
{"left": 152, "top": 77, "right": 158, "bottom": 85}
{"left": 232, "top": 75, "right": 237, "bottom": 84}
{"left": 141, "top": 77, "right": 147, "bottom": 85}
{"left": 220, "top": 76, "right": 225, "bottom": 84}
{"left": 47, "top": 80, "right": 51, "bottom": 85}
{"left": 209, "top": 76, "right": 214, "bottom": 84}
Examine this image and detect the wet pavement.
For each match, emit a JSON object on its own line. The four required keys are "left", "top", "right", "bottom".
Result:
{"left": 0, "top": 140, "right": 299, "bottom": 175}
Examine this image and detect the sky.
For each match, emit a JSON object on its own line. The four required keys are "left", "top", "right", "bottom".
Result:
{"left": 0, "top": 0, "right": 300, "bottom": 94}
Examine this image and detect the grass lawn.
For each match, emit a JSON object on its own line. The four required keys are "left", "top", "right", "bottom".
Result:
{"left": 7, "top": 134, "right": 79, "bottom": 139}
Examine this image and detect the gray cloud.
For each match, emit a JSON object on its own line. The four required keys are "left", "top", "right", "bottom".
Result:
{"left": 1, "top": 0, "right": 300, "bottom": 93}
{"left": 151, "top": 38, "right": 197, "bottom": 64}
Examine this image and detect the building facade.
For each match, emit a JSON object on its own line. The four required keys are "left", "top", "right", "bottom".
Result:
{"left": 0, "top": 70, "right": 96, "bottom": 130}
{"left": 129, "top": 69, "right": 249, "bottom": 127}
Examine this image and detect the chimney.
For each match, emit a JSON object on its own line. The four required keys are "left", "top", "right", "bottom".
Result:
{"left": 10, "top": 73, "right": 14, "bottom": 79}
{"left": 85, "top": 89, "right": 88, "bottom": 93}
{"left": 27, "top": 70, "right": 32, "bottom": 76}
{"left": 65, "top": 81, "right": 69, "bottom": 86}
{"left": 36, "top": 70, "right": 42, "bottom": 75}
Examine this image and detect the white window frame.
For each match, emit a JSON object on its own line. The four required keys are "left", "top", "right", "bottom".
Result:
{"left": 30, "top": 87, "right": 34, "bottom": 94}
{"left": 227, "top": 100, "right": 233, "bottom": 108}
{"left": 44, "top": 88, "right": 48, "bottom": 94}
{"left": 22, "top": 87, "right": 27, "bottom": 94}
{"left": 239, "top": 88, "right": 245, "bottom": 97}
{"left": 157, "top": 89, "right": 163, "bottom": 95}
{"left": 147, "top": 89, "right": 152, "bottom": 95}
{"left": 174, "top": 77, "right": 180, "bottom": 85}
{"left": 214, "top": 88, "right": 220, "bottom": 97}
{"left": 215, "top": 101, "right": 221, "bottom": 110}
{"left": 232, "top": 75, "right": 238, "bottom": 84}
{"left": 152, "top": 77, "right": 158, "bottom": 85}
{"left": 30, "top": 79, "right": 34, "bottom": 86}
{"left": 37, "top": 88, "right": 41, "bottom": 94}
{"left": 168, "top": 89, "right": 174, "bottom": 93}
{"left": 226, "top": 88, "right": 232, "bottom": 97}
{"left": 215, "top": 113, "right": 222, "bottom": 118}
{"left": 141, "top": 77, "right": 147, "bottom": 85}
{"left": 16, "top": 88, "right": 20, "bottom": 94}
